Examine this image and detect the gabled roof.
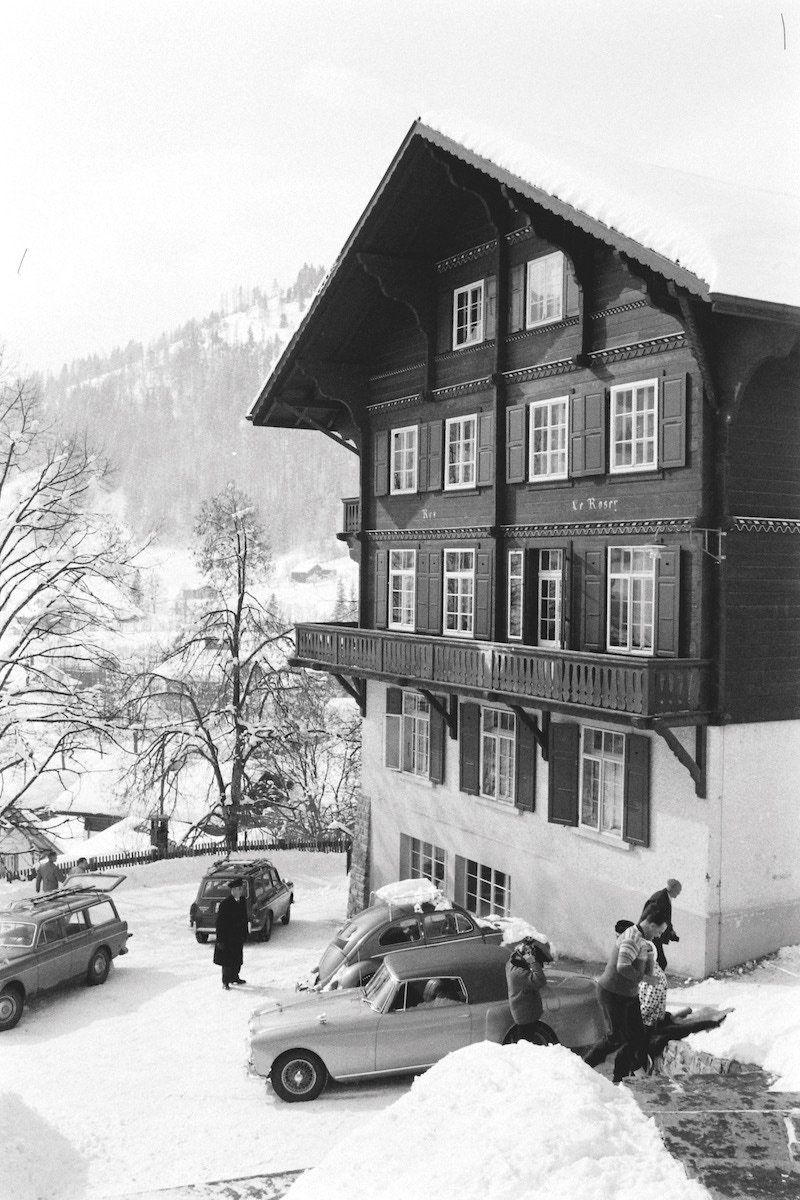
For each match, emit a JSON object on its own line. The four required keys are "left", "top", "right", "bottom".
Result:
{"left": 249, "top": 117, "right": 800, "bottom": 428}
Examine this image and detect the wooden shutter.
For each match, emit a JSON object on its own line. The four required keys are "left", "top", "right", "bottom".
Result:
{"left": 581, "top": 550, "right": 605, "bottom": 652}
{"left": 429, "top": 700, "right": 446, "bottom": 785}
{"left": 570, "top": 389, "right": 606, "bottom": 477}
{"left": 385, "top": 686, "right": 403, "bottom": 770}
{"left": 564, "top": 258, "right": 580, "bottom": 318}
{"left": 506, "top": 404, "right": 527, "bottom": 483}
{"left": 515, "top": 713, "right": 536, "bottom": 812}
{"left": 399, "top": 832, "right": 412, "bottom": 879}
{"left": 660, "top": 374, "right": 687, "bottom": 468}
{"left": 374, "top": 549, "right": 388, "bottom": 629}
{"left": 417, "top": 423, "right": 429, "bottom": 493}
{"left": 655, "top": 549, "right": 681, "bottom": 658}
{"left": 373, "top": 430, "right": 389, "bottom": 496}
{"left": 484, "top": 275, "right": 497, "bottom": 340}
{"left": 425, "top": 420, "right": 443, "bottom": 492}
{"left": 474, "top": 550, "right": 494, "bottom": 640}
{"left": 437, "top": 289, "right": 453, "bottom": 353}
{"left": 561, "top": 544, "right": 573, "bottom": 650}
{"left": 509, "top": 263, "right": 525, "bottom": 332}
{"left": 477, "top": 412, "right": 494, "bottom": 486}
{"left": 415, "top": 549, "right": 442, "bottom": 635}
{"left": 623, "top": 733, "right": 650, "bottom": 846}
{"left": 547, "top": 721, "right": 579, "bottom": 826}
{"left": 459, "top": 702, "right": 481, "bottom": 795}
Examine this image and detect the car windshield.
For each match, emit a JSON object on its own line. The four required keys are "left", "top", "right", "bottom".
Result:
{"left": 363, "top": 964, "right": 396, "bottom": 1012}
{"left": 0, "top": 920, "right": 36, "bottom": 948}
{"left": 201, "top": 878, "right": 249, "bottom": 899}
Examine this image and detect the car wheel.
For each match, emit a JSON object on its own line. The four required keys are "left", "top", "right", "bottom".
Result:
{"left": 270, "top": 1050, "right": 328, "bottom": 1102}
{"left": 195, "top": 931, "right": 209, "bottom": 944}
{"left": 281, "top": 900, "right": 292, "bottom": 926}
{"left": 87, "top": 947, "right": 111, "bottom": 986}
{"left": 0, "top": 985, "right": 24, "bottom": 1031}
{"left": 502, "top": 1022, "right": 559, "bottom": 1047}
{"left": 260, "top": 912, "right": 273, "bottom": 942}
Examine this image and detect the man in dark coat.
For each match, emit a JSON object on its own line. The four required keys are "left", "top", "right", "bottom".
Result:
{"left": 214, "top": 878, "right": 249, "bottom": 989}
{"left": 640, "top": 878, "right": 681, "bottom": 970}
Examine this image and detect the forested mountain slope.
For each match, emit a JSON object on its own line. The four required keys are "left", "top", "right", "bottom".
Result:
{"left": 39, "top": 267, "right": 359, "bottom": 555}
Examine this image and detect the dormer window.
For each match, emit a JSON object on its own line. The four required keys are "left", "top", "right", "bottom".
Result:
{"left": 526, "top": 251, "right": 565, "bottom": 327}
{"left": 452, "top": 280, "right": 484, "bottom": 347}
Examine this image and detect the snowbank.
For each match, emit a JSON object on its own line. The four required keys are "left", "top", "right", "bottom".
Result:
{"left": 2, "top": 1092, "right": 89, "bottom": 1200}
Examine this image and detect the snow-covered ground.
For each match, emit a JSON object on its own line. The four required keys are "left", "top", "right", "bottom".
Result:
{"left": 2, "top": 852, "right": 799, "bottom": 1200}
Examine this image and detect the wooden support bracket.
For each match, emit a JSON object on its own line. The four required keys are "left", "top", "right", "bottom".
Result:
{"left": 511, "top": 706, "right": 550, "bottom": 761}
{"left": 655, "top": 723, "right": 707, "bottom": 798}
{"left": 420, "top": 690, "right": 459, "bottom": 740}
{"left": 333, "top": 674, "right": 366, "bottom": 717}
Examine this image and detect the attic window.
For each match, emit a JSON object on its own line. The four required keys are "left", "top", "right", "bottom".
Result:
{"left": 453, "top": 280, "right": 484, "bottom": 347}
{"left": 526, "top": 251, "right": 565, "bottom": 327}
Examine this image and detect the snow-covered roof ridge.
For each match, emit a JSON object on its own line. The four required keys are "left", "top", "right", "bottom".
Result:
{"left": 419, "top": 111, "right": 800, "bottom": 310}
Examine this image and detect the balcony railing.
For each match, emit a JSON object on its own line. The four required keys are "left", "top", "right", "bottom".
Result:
{"left": 341, "top": 497, "right": 361, "bottom": 536}
{"left": 293, "top": 623, "right": 712, "bottom": 721}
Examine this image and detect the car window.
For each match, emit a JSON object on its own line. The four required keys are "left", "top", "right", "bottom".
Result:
{"left": 64, "top": 911, "right": 88, "bottom": 937}
{"left": 423, "top": 911, "right": 475, "bottom": 939}
{"left": 40, "top": 917, "right": 67, "bottom": 944}
{"left": 417, "top": 976, "right": 468, "bottom": 1006}
{"left": 378, "top": 918, "right": 421, "bottom": 948}
{"left": 84, "top": 900, "right": 118, "bottom": 927}
{"left": 202, "top": 878, "right": 249, "bottom": 899}
{"left": 0, "top": 920, "right": 36, "bottom": 947}
{"left": 364, "top": 965, "right": 396, "bottom": 1012}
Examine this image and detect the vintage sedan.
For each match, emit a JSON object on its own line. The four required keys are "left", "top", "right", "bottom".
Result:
{"left": 0, "top": 874, "right": 130, "bottom": 1031}
{"left": 250, "top": 939, "right": 605, "bottom": 1101}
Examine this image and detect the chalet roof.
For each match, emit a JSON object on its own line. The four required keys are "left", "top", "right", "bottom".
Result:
{"left": 249, "top": 117, "right": 800, "bottom": 429}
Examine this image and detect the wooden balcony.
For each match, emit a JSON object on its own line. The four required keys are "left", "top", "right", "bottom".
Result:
{"left": 340, "top": 496, "right": 361, "bottom": 536}
{"left": 292, "top": 623, "right": 713, "bottom": 724}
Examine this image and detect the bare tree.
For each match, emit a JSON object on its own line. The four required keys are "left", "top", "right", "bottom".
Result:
{"left": 0, "top": 363, "right": 141, "bottom": 818}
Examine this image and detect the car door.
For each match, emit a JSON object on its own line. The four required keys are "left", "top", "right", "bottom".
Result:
{"left": 36, "top": 916, "right": 75, "bottom": 990}
{"left": 374, "top": 976, "right": 472, "bottom": 1074}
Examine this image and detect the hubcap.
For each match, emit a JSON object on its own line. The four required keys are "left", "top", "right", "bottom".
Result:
{"left": 283, "top": 1060, "right": 314, "bottom": 1093}
{"left": 0, "top": 994, "right": 16, "bottom": 1021}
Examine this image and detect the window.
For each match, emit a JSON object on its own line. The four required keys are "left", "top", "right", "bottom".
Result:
{"left": 390, "top": 426, "right": 418, "bottom": 493}
{"left": 445, "top": 416, "right": 477, "bottom": 489}
{"left": 443, "top": 549, "right": 475, "bottom": 636}
{"left": 464, "top": 859, "right": 511, "bottom": 917}
{"left": 480, "top": 709, "right": 517, "bottom": 803}
{"left": 385, "top": 690, "right": 430, "bottom": 776}
{"left": 610, "top": 379, "right": 658, "bottom": 473}
{"left": 608, "top": 547, "right": 656, "bottom": 655}
{"left": 529, "top": 397, "right": 568, "bottom": 479}
{"left": 538, "top": 549, "right": 563, "bottom": 648}
{"left": 580, "top": 727, "right": 626, "bottom": 837}
{"left": 388, "top": 550, "right": 416, "bottom": 631}
{"left": 452, "top": 280, "right": 484, "bottom": 347}
{"left": 526, "top": 251, "right": 565, "bottom": 327}
{"left": 409, "top": 838, "right": 446, "bottom": 888}
{"left": 507, "top": 550, "right": 524, "bottom": 640}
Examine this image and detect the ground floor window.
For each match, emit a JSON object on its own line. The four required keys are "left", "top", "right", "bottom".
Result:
{"left": 457, "top": 856, "right": 511, "bottom": 917}
{"left": 580, "top": 727, "right": 625, "bottom": 836}
{"left": 409, "top": 838, "right": 446, "bottom": 888}
{"left": 385, "top": 690, "right": 430, "bottom": 777}
{"left": 480, "top": 708, "right": 516, "bottom": 803}
{"left": 548, "top": 720, "right": 650, "bottom": 846}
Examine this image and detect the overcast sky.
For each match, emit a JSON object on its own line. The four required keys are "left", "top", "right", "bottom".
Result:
{"left": 1, "top": 0, "right": 798, "bottom": 375}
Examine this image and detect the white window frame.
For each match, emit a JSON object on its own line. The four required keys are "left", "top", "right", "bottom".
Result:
{"left": 607, "top": 546, "right": 657, "bottom": 655}
{"left": 390, "top": 425, "right": 418, "bottom": 494}
{"left": 385, "top": 690, "right": 430, "bottom": 777}
{"left": 452, "top": 280, "right": 484, "bottom": 348}
{"left": 526, "top": 251, "right": 565, "bottom": 328}
{"left": 409, "top": 837, "right": 446, "bottom": 888}
{"left": 579, "top": 726, "right": 625, "bottom": 838}
{"left": 465, "top": 859, "right": 511, "bottom": 917}
{"left": 529, "top": 396, "right": 568, "bottom": 480}
{"left": 444, "top": 415, "right": 477, "bottom": 490}
{"left": 610, "top": 378, "right": 658, "bottom": 474}
{"left": 443, "top": 549, "right": 475, "bottom": 637}
{"left": 480, "top": 708, "right": 517, "bottom": 804}
{"left": 538, "top": 549, "right": 563, "bottom": 648}
{"left": 388, "top": 549, "right": 416, "bottom": 631}
{"left": 507, "top": 549, "right": 524, "bottom": 641}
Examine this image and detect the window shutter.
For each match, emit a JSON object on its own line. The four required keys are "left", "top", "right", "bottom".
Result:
{"left": 655, "top": 549, "right": 681, "bottom": 658}
{"left": 561, "top": 543, "right": 573, "bottom": 650}
{"left": 426, "top": 420, "right": 443, "bottom": 492}
{"left": 385, "top": 687, "right": 402, "bottom": 770}
{"left": 570, "top": 389, "right": 606, "bottom": 477}
{"left": 474, "top": 550, "right": 494, "bottom": 640}
{"left": 509, "top": 263, "right": 525, "bottom": 332}
{"left": 438, "top": 289, "right": 454, "bottom": 353}
{"left": 415, "top": 548, "right": 442, "bottom": 634}
{"left": 418, "top": 422, "right": 429, "bottom": 493}
{"left": 386, "top": 687, "right": 403, "bottom": 715}
{"left": 399, "top": 832, "right": 412, "bottom": 879}
{"left": 523, "top": 548, "right": 537, "bottom": 645}
{"left": 374, "top": 549, "right": 388, "bottom": 629}
{"left": 623, "top": 733, "right": 650, "bottom": 846}
{"left": 547, "top": 721, "right": 579, "bottom": 826}
{"left": 477, "top": 412, "right": 494, "bottom": 486}
{"left": 459, "top": 702, "right": 481, "bottom": 795}
{"left": 660, "top": 374, "right": 687, "bottom": 468}
{"left": 564, "top": 259, "right": 580, "bottom": 318}
{"left": 485, "top": 275, "right": 497, "bottom": 340}
{"left": 373, "top": 430, "right": 389, "bottom": 496}
{"left": 515, "top": 714, "right": 536, "bottom": 812}
{"left": 454, "top": 854, "right": 467, "bottom": 908}
{"left": 581, "top": 550, "right": 605, "bottom": 652}
{"left": 506, "top": 404, "right": 527, "bottom": 483}
{"left": 429, "top": 700, "right": 446, "bottom": 785}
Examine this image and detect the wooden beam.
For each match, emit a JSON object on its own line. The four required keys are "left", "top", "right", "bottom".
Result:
{"left": 510, "top": 706, "right": 550, "bottom": 761}
{"left": 655, "top": 723, "right": 706, "bottom": 798}
{"left": 420, "top": 690, "right": 459, "bottom": 740}
{"left": 333, "top": 674, "right": 366, "bottom": 716}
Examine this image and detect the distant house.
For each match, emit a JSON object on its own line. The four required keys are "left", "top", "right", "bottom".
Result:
{"left": 290, "top": 561, "right": 337, "bottom": 583}
{"left": 175, "top": 584, "right": 219, "bottom": 616}
{"left": 248, "top": 118, "right": 800, "bottom": 979}
{"left": 0, "top": 810, "right": 59, "bottom": 879}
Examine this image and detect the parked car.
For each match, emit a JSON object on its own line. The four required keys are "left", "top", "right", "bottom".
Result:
{"left": 250, "top": 939, "right": 605, "bottom": 1101}
{"left": 305, "top": 896, "right": 503, "bottom": 991}
{"left": 189, "top": 858, "right": 293, "bottom": 944}
{"left": 0, "top": 873, "right": 131, "bottom": 1031}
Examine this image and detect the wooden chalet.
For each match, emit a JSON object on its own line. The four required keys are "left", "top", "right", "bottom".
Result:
{"left": 248, "top": 119, "right": 800, "bottom": 976}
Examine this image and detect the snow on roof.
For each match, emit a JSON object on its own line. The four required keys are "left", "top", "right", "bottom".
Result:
{"left": 419, "top": 113, "right": 800, "bottom": 310}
